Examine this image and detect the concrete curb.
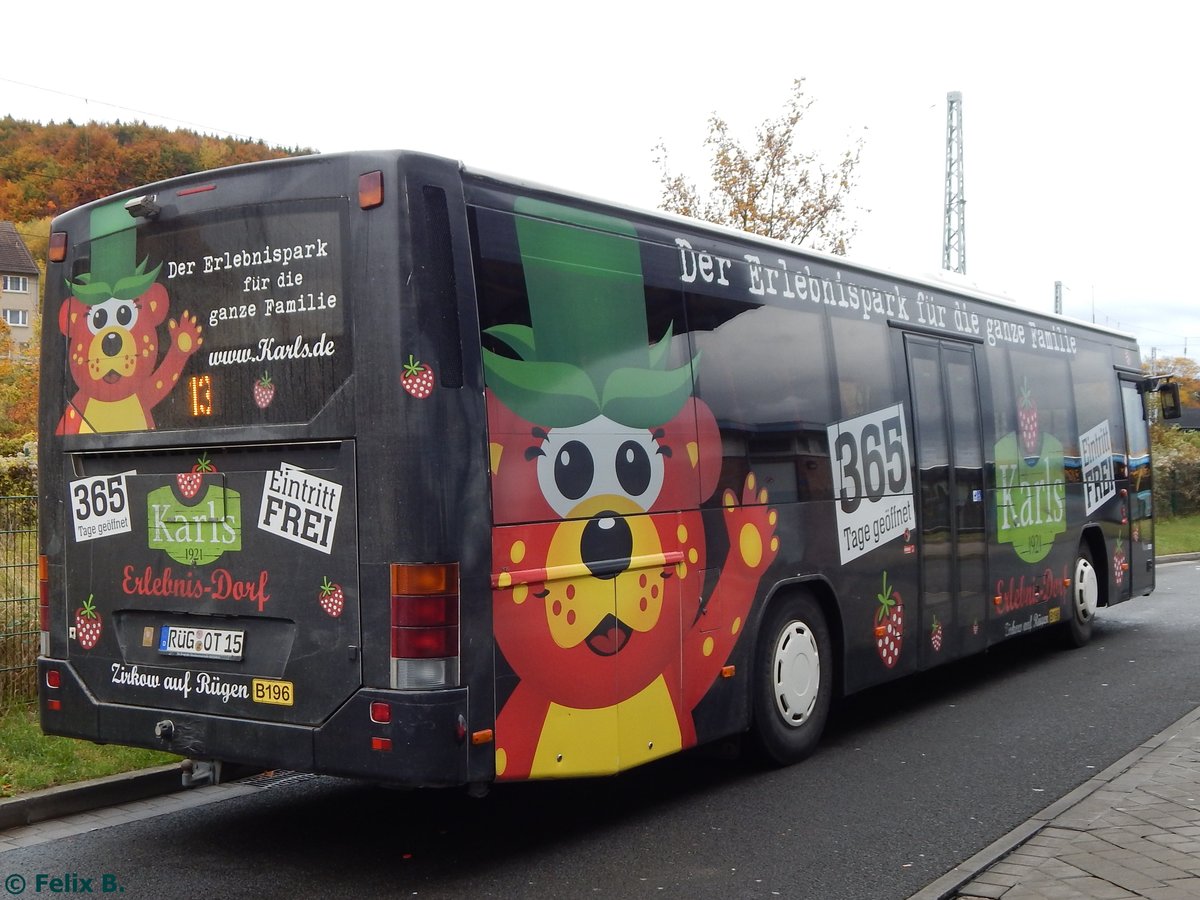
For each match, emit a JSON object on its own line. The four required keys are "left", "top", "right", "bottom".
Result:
{"left": 907, "top": 704, "right": 1200, "bottom": 900}
{"left": 1160, "top": 551, "right": 1200, "bottom": 563}
{"left": 0, "top": 764, "right": 182, "bottom": 831}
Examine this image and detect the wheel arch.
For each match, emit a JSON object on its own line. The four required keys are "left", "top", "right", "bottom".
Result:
{"left": 757, "top": 576, "right": 845, "bottom": 701}
{"left": 1079, "top": 524, "right": 1111, "bottom": 607}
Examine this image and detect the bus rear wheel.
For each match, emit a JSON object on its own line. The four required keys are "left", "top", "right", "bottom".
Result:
{"left": 752, "top": 593, "right": 832, "bottom": 765}
{"left": 1065, "top": 545, "right": 1099, "bottom": 647}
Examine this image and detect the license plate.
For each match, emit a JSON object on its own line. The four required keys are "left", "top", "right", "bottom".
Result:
{"left": 158, "top": 624, "right": 244, "bottom": 660}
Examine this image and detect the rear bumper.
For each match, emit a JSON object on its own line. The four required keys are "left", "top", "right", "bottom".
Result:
{"left": 38, "top": 659, "right": 471, "bottom": 788}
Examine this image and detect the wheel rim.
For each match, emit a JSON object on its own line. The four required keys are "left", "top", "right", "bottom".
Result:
{"left": 1073, "top": 556, "right": 1099, "bottom": 623}
{"left": 771, "top": 620, "right": 821, "bottom": 727}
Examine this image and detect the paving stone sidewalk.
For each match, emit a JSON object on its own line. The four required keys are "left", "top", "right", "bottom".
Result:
{"left": 913, "top": 706, "right": 1200, "bottom": 900}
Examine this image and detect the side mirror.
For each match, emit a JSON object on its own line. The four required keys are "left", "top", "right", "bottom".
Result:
{"left": 1159, "top": 381, "right": 1182, "bottom": 420}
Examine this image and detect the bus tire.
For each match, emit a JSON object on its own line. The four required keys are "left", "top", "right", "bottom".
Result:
{"left": 751, "top": 592, "right": 832, "bottom": 765}
{"left": 1064, "top": 544, "right": 1099, "bottom": 647}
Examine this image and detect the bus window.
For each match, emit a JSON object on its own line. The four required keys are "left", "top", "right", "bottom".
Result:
{"left": 686, "top": 296, "right": 834, "bottom": 504}
{"left": 830, "top": 315, "right": 896, "bottom": 418}
{"left": 55, "top": 199, "right": 349, "bottom": 434}
{"left": 1072, "top": 342, "right": 1125, "bottom": 501}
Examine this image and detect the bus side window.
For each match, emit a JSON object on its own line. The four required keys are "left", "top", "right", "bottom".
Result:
{"left": 686, "top": 296, "right": 834, "bottom": 505}
{"left": 1008, "top": 349, "right": 1078, "bottom": 467}
{"left": 829, "top": 315, "right": 897, "bottom": 418}
{"left": 1072, "top": 343, "right": 1125, "bottom": 481}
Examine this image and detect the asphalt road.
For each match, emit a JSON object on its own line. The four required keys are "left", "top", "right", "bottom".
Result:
{"left": 4, "top": 559, "right": 1198, "bottom": 899}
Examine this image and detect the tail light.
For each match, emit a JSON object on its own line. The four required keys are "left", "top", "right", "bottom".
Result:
{"left": 38, "top": 554, "right": 50, "bottom": 656}
{"left": 48, "top": 232, "right": 67, "bottom": 263}
{"left": 390, "top": 563, "right": 459, "bottom": 689}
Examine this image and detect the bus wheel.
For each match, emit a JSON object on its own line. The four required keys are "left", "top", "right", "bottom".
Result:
{"left": 1065, "top": 545, "right": 1099, "bottom": 647}
{"left": 752, "top": 593, "right": 832, "bottom": 765}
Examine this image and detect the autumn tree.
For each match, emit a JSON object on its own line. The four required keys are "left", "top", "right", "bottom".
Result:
{"left": 0, "top": 316, "right": 37, "bottom": 448}
{"left": 0, "top": 117, "right": 310, "bottom": 222}
{"left": 654, "top": 79, "right": 865, "bottom": 255}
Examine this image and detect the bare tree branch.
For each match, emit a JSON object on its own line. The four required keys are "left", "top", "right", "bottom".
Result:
{"left": 655, "top": 79, "right": 866, "bottom": 256}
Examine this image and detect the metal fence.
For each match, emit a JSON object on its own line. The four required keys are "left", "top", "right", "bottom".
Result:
{"left": 1156, "top": 469, "right": 1200, "bottom": 519}
{"left": 0, "top": 496, "right": 37, "bottom": 705}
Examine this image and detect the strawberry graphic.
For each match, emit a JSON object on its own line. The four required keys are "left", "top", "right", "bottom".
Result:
{"left": 874, "top": 572, "right": 904, "bottom": 668}
{"left": 401, "top": 355, "right": 435, "bottom": 399}
{"left": 1018, "top": 377, "right": 1040, "bottom": 458}
{"left": 319, "top": 576, "right": 345, "bottom": 617}
{"left": 253, "top": 372, "right": 276, "bottom": 409}
{"left": 1114, "top": 540, "right": 1127, "bottom": 585}
{"left": 176, "top": 453, "right": 216, "bottom": 500}
{"left": 75, "top": 594, "right": 102, "bottom": 650}
{"left": 930, "top": 615, "right": 944, "bottom": 652}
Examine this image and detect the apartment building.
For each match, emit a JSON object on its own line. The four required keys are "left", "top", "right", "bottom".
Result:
{"left": 0, "top": 221, "right": 40, "bottom": 353}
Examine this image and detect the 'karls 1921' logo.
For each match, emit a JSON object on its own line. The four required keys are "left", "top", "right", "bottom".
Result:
{"left": 995, "top": 431, "right": 1066, "bottom": 563}
{"left": 147, "top": 484, "right": 242, "bottom": 565}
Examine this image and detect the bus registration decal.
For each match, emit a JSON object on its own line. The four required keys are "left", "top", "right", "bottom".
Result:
{"left": 827, "top": 403, "right": 915, "bottom": 564}
{"left": 251, "top": 679, "right": 294, "bottom": 706}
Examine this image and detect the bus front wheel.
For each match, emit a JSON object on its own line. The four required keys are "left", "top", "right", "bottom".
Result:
{"left": 1065, "top": 545, "right": 1099, "bottom": 647}
{"left": 751, "top": 593, "right": 832, "bottom": 765}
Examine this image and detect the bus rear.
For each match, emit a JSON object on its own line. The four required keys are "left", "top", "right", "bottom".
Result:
{"left": 37, "top": 152, "right": 491, "bottom": 788}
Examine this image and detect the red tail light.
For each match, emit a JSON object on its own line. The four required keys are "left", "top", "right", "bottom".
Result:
{"left": 390, "top": 563, "right": 459, "bottom": 689}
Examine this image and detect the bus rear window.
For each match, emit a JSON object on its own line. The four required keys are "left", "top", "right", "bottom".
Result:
{"left": 61, "top": 198, "right": 348, "bottom": 433}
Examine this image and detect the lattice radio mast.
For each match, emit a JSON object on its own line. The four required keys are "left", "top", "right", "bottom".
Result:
{"left": 942, "top": 91, "right": 966, "bottom": 274}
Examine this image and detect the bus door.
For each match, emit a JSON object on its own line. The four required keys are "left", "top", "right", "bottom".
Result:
{"left": 1119, "top": 378, "right": 1154, "bottom": 596}
{"left": 904, "top": 336, "right": 988, "bottom": 664}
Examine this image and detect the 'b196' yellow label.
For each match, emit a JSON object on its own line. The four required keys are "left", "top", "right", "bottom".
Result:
{"left": 252, "top": 679, "right": 294, "bottom": 706}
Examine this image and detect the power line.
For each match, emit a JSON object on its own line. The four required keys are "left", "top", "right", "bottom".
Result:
{"left": 0, "top": 75, "right": 266, "bottom": 143}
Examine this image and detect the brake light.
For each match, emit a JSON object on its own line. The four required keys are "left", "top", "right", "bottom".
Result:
{"left": 390, "top": 563, "right": 459, "bottom": 689}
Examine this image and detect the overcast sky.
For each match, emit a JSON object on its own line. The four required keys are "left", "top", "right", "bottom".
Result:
{"left": 5, "top": 0, "right": 1197, "bottom": 361}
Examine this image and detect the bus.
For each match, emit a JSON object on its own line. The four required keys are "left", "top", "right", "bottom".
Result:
{"left": 37, "top": 150, "right": 1180, "bottom": 789}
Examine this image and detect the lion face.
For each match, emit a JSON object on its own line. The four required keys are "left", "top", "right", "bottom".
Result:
{"left": 491, "top": 395, "right": 721, "bottom": 710}
{"left": 61, "top": 283, "right": 169, "bottom": 403}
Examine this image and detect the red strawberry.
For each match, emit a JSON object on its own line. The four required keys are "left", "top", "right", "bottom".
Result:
{"left": 930, "top": 616, "right": 944, "bottom": 652}
{"left": 1018, "top": 377, "right": 1040, "bottom": 458}
{"left": 253, "top": 372, "right": 276, "bottom": 409}
{"left": 874, "top": 572, "right": 904, "bottom": 668}
{"left": 1114, "top": 540, "right": 1127, "bottom": 585}
{"left": 75, "top": 594, "right": 102, "bottom": 650}
{"left": 176, "top": 453, "right": 216, "bottom": 500}
{"left": 319, "top": 576, "right": 345, "bottom": 617}
{"left": 401, "top": 355, "right": 435, "bottom": 399}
